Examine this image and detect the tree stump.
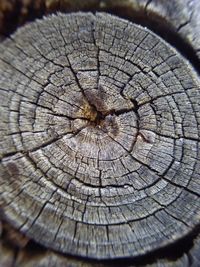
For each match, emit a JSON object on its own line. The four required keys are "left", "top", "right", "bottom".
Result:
{"left": 0, "top": 12, "right": 200, "bottom": 264}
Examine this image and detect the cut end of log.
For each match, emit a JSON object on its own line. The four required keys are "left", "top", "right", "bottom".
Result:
{"left": 0, "top": 12, "right": 200, "bottom": 260}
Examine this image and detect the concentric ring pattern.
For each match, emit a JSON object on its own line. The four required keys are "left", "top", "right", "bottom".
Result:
{"left": 0, "top": 13, "right": 200, "bottom": 259}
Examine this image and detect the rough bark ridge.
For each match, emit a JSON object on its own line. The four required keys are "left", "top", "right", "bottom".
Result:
{"left": 0, "top": 12, "right": 200, "bottom": 265}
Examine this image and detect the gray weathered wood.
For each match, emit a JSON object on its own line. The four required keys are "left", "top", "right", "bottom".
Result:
{"left": 0, "top": 218, "right": 200, "bottom": 266}
{"left": 0, "top": 12, "right": 200, "bottom": 262}
{"left": 98, "top": 0, "right": 200, "bottom": 63}
{"left": 144, "top": 0, "right": 200, "bottom": 61}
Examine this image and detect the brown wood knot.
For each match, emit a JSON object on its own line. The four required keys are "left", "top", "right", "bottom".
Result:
{"left": 76, "top": 89, "right": 120, "bottom": 136}
{"left": 0, "top": 12, "right": 200, "bottom": 261}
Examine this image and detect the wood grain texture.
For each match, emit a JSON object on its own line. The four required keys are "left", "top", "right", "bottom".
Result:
{"left": 0, "top": 219, "right": 200, "bottom": 266}
{"left": 94, "top": 0, "right": 200, "bottom": 63}
{"left": 0, "top": 12, "right": 200, "bottom": 262}
{"left": 1, "top": 0, "right": 200, "bottom": 67}
{"left": 143, "top": 0, "right": 200, "bottom": 61}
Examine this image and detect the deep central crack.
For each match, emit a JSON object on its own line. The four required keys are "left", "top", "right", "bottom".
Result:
{"left": 76, "top": 86, "right": 139, "bottom": 138}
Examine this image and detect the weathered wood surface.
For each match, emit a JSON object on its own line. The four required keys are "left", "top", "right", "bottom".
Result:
{"left": 142, "top": 0, "right": 200, "bottom": 61}
{"left": 1, "top": 0, "right": 200, "bottom": 63}
{"left": 0, "top": 12, "right": 200, "bottom": 266}
{"left": 100, "top": 0, "right": 200, "bottom": 62}
{"left": 0, "top": 220, "right": 200, "bottom": 266}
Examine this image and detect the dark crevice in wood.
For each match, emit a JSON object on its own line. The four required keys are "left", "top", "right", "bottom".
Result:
{"left": 51, "top": 224, "right": 200, "bottom": 266}
{"left": 14, "top": 222, "right": 199, "bottom": 266}
{"left": 0, "top": 152, "right": 19, "bottom": 162}
{"left": 100, "top": 7, "right": 200, "bottom": 75}
{"left": 1, "top": 2, "right": 200, "bottom": 76}
{"left": 1, "top": 216, "right": 199, "bottom": 266}
{"left": 161, "top": 176, "right": 200, "bottom": 198}
{"left": 19, "top": 238, "right": 47, "bottom": 261}
{"left": 11, "top": 247, "right": 19, "bottom": 267}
